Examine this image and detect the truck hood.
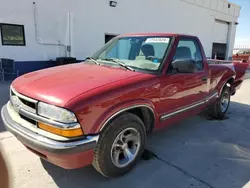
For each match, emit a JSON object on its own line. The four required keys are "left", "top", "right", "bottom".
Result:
{"left": 12, "top": 63, "right": 142, "bottom": 106}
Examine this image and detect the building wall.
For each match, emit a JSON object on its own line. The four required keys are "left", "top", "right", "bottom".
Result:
{"left": 0, "top": 0, "right": 240, "bottom": 65}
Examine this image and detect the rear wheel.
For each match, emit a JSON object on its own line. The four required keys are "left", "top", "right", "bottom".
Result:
{"left": 93, "top": 112, "right": 146, "bottom": 177}
{"left": 209, "top": 86, "right": 231, "bottom": 119}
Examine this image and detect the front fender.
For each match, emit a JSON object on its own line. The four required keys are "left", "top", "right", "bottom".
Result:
{"left": 90, "top": 99, "right": 158, "bottom": 134}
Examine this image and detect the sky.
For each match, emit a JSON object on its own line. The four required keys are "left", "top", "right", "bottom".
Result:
{"left": 230, "top": 0, "right": 250, "bottom": 44}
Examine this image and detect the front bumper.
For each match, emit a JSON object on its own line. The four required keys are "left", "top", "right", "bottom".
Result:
{"left": 1, "top": 104, "right": 99, "bottom": 155}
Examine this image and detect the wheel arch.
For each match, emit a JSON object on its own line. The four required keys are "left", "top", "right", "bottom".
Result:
{"left": 227, "top": 77, "right": 235, "bottom": 86}
{"left": 219, "top": 76, "right": 235, "bottom": 96}
{"left": 99, "top": 105, "right": 156, "bottom": 134}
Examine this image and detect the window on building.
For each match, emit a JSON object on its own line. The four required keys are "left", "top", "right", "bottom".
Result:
{"left": 0, "top": 23, "right": 26, "bottom": 46}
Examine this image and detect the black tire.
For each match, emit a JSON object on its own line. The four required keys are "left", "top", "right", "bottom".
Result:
{"left": 92, "top": 112, "right": 146, "bottom": 178}
{"left": 209, "top": 86, "right": 231, "bottom": 119}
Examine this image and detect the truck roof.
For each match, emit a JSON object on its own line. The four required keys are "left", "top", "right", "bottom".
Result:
{"left": 120, "top": 33, "right": 196, "bottom": 38}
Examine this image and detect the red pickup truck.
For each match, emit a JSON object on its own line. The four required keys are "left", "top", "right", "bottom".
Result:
{"left": 1, "top": 33, "right": 248, "bottom": 177}
{"left": 233, "top": 49, "right": 250, "bottom": 63}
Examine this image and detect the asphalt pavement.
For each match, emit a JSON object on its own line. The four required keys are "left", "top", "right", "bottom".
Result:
{"left": 1, "top": 74, "right": 250, "bottom": 188}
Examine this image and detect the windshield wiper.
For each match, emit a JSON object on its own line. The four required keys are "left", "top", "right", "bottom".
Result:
{"left": 102, "top": 58, "right": 134, "bottom": 71}
{"left": 85, "top": 57, "right": 100, "bottom": 65}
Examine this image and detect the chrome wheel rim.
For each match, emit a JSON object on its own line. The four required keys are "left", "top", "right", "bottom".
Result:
{"left": 220, "top": 91, "right": 230, "bottom": 112}
{"left": 111, "top": 128, "right": 141, "bottom": 168}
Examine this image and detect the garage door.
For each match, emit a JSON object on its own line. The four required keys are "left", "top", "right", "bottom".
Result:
{"left": 213, "top": 20, "right": 229, "bottom": 43}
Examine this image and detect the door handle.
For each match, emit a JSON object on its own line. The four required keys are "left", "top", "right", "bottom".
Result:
{"left": 202, "top": 76, "right": 207, "bottom": 82}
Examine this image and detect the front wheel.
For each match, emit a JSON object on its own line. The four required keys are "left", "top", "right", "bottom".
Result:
{"left": 93, "top": 112, "right": 146, "bottom": 178}
{"left": 209, "top": 86, "right": 231, "bottom": 119}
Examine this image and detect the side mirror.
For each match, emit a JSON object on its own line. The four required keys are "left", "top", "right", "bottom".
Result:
{"left": 171, "top": 59, "right": 197, "bottom": 73}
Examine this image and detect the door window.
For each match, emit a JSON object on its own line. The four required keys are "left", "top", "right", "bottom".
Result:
{"left": 174, "top": 39, "right": 204, "bottom": 70}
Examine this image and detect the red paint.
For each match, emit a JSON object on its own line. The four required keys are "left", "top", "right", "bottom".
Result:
{"left": 11, "top": 33, "right": 248, "bottom": 169}
{"left": 12, "top": 64, "right": 142, "bottom": 107}
{"left": 26, "top": 145, "right": 94, "bottom": 169}
{"left": 232, "top": 49, "right": 250, "bottom": 64}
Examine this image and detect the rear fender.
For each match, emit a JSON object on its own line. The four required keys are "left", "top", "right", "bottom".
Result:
{"left": 233, "top": 62, "right": 249, "bottom": 81}
{"left": 209, "top": 60, "right": 247, "bottom": 96}
{"left": 216, "top": 70, "right": 235, "bottom": 96}
{"left": 218, "top": 77, "right": 234, "bottom": 96}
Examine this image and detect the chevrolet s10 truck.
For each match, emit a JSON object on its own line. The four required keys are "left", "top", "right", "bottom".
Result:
{"left": 1, "top": 33, "right": 248, "bottom": 177}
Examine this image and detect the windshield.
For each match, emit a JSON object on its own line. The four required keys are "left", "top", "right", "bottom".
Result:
{"left": 92, "top": 36, "right": 172, "bottom": 72}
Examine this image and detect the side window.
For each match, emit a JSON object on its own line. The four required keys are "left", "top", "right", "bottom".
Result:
{"left": 173, "top": 39, "right": 204, "bottom": 70}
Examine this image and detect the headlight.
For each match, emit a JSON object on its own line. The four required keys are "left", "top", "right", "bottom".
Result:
{"left": 37, "top": 102, "right": 77, "bottom": 123}
{"left": 37, "top": 102, "right": 83, "bottom": 137}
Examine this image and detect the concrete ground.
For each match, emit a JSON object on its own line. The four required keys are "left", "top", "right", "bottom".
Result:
{"left": 1, "top": 73, "right": 250, "bottom": 188}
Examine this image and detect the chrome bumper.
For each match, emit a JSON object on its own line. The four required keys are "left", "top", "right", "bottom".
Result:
{"left": 1, "top": 104, "right": 99, "bottom": 154}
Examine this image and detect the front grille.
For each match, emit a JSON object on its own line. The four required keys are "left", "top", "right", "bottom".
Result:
{"left": 10, "top": 87, "right": 38, "bottom": 126}
{"left": 10, "top": 88, "right": 37, "bottom": 113}
{"left": 19, "top": 97, "right": 36, "bottom": 109}
{"left": 20, "top": 114, "right": 37, "bottom": 125}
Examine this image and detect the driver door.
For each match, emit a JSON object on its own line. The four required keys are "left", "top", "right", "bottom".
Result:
{"left": 159, "top": 37, "right": 209, "bottom": 120}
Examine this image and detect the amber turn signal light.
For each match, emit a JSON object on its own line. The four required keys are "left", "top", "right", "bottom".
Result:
{"left": 38, "top": 122, "right": 84, "bottom": 137}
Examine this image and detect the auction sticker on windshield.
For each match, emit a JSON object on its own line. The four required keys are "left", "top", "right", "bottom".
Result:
{"left": 145, "top": 38, "right": 170, "bottom": 43}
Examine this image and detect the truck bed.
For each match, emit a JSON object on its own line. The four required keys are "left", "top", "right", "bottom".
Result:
{"left": 207, "top": 59, "right": 249, "bottom": 94}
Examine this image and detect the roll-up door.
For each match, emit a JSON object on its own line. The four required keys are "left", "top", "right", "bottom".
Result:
{"left": 213, "top": 20, "right": 229, "bottom": 43}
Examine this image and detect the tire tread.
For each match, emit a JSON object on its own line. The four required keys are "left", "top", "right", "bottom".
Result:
{"left": 92, "top": 112, "right": 145, "bottom": 177}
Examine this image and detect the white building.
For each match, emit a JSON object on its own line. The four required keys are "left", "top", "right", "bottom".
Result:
{"left": 0, "top": 0, "right": 240, "bottom": 73}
